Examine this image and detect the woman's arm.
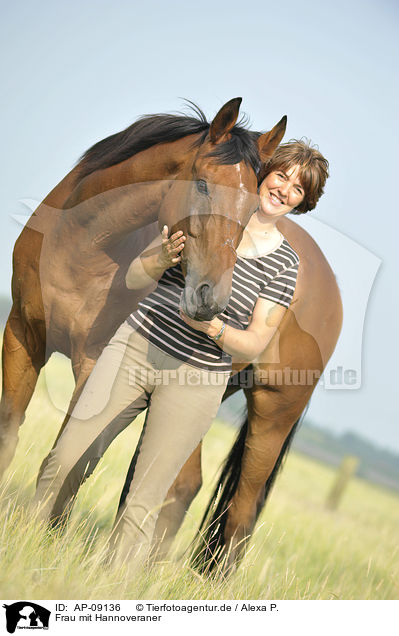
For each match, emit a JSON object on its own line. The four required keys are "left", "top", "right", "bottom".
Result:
{"left": 126, "top": 226, "right": 186, "bottom": 290}
{"left": 180, "top": 297, "right": 286, "bottom": 362}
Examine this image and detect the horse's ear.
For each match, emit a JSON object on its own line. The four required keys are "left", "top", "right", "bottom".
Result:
{"left": 209, "top": 97, "right": 242, "bottom": 144}
{"left": 257, "top": 116, "right": 287, "bottom": 162}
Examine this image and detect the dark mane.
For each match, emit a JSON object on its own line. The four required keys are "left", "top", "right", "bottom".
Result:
{"left": 77, "top": 102, "right": 261, "bottom": 180}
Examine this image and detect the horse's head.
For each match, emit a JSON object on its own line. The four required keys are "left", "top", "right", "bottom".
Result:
{"left": 158, "top": 98, "right": 287, "bottom": 320}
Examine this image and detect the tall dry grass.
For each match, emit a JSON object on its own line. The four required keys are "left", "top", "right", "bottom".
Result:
{"left": 0, "top": 352, "right": 398, "bottom": 599}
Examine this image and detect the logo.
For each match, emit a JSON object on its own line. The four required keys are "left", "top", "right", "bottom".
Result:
{"left": 2, "top": 603, "right": 50, "bottom": 633}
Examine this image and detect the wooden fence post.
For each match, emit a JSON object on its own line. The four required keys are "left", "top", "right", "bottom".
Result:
{"left": 326, "top": 455, "right": 360, "bottom": 510}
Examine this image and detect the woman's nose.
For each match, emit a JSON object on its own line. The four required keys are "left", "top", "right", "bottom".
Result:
{"left": 278, "top": 182, "right": 290, "bottom": 198}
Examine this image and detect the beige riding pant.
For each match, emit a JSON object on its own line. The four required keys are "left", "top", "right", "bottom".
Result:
{"left": 34, "top": 320, "right": 229, "bottom": 569}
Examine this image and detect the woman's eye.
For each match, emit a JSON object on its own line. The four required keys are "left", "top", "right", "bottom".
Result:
{"left": 196, "top": 179, "right": 209, "bottom": 195}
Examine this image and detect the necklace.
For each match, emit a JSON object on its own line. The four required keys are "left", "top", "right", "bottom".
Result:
{"left": 237, "top": 227, "right": 283, "bottom": 258}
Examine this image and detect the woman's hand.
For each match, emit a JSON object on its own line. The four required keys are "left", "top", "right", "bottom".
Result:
{"left": 181, "top": 297, "right": 286, "bottom": 360}
{"left": 158, "top": 225, "right": 186, "bottom": 269}
{"left": 179, "top": 310, "right": 224, "bottom": 339}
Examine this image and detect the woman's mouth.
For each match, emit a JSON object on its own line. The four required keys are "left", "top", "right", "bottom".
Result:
{"left": 269, "top": 192, "right": 283, "bottom": 206}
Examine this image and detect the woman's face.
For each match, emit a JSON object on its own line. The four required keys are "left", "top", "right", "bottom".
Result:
{"left": 259, "top": 164, "right": 305, "bottom": 218}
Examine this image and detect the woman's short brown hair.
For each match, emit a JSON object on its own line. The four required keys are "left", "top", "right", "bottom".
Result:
{"left": 260, "top": 139, "right": 329, "bottom": 213}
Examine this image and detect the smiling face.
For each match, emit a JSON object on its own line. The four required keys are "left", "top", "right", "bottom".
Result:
{"left": 259, "top": 164, "right": 305, "bottom": 218}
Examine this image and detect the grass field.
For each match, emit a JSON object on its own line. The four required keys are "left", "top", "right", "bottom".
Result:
{"left": 0, "top": 352, "right": 398, "bottom": 600}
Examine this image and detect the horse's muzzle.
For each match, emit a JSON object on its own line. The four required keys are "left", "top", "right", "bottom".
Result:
{"left": 180, "top": 282, "right": 227, "bottom": 321}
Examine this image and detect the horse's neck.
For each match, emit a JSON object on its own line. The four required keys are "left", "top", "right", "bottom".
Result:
{"left": 63, "top": 135, "right": 199, "bottom": 247}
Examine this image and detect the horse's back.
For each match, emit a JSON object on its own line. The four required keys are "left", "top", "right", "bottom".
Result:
{"left": 278, "top": 217, "right": 342, "bottom": 368}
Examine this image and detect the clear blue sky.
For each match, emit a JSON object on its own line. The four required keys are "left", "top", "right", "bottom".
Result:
{"left": 1, "top": 0, "right": 398, "bottom": 450}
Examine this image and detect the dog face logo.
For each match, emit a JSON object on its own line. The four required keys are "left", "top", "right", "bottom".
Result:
{"left": 2, "top": 603, "right": 50, "bottom": 633}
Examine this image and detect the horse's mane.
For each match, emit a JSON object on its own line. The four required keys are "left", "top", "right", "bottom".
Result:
{"left": 77, "top": 101, "right": 261, "bottom": 180}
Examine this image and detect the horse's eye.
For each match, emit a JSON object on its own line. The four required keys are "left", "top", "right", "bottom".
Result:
{"left": 196, "top": 179, "right": 209, "bottom": 195}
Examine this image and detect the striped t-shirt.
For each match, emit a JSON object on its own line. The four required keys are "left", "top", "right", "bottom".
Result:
{"left": 127, "top": 237, "right": 299, "bottom": 373}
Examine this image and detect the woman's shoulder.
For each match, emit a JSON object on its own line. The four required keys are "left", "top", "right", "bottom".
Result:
{"left": 236, "top": 231, "right": 299, "bottom": 272}
{"left": 255, "top": 235, "right": 299, "bottom": 271}
{"left": 276, "top": 237, "right": 300, "bottom": 266}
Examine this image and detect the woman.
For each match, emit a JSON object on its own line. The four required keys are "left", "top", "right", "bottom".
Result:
{"left": 33, "top": 139, "right": 329, "bottom": 570}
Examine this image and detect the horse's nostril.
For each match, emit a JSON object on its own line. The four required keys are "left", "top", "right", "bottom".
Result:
{"left": 196, "top": 283, "right": 210, "bottom": 305}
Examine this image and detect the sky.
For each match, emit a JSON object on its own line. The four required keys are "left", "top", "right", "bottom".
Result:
{"left": 1, "top": 0, "right": 398, "bottom": 451}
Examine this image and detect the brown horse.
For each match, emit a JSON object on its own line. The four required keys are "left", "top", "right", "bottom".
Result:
{"left": 0, "top": 98, "right": 341, "bottom": 572}
{"left": 0, "top": 97, "right": 285, "bottom": 473}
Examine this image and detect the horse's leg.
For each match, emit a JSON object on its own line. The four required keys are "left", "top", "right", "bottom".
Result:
{"left": 222, "top": 384, "right": 310, "bottom": 570}
{"left": 36, "top": 349, "right": 97, "bottom": 482}
{"left": 193, "top": 312, "right": 325, "bottom": 573}
{"left": 222, "top": 327, "right": 323, "bottom": 569}
{"left": 0, "top": 307, "right": 47, "bottom": 476}
{"left": 56, "top": 353, "right": 98, "bottom": 439}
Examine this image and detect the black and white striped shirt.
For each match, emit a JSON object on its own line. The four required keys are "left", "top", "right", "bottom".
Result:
{"left": 127, "top": 237, "right": 299, "bottom": 373}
